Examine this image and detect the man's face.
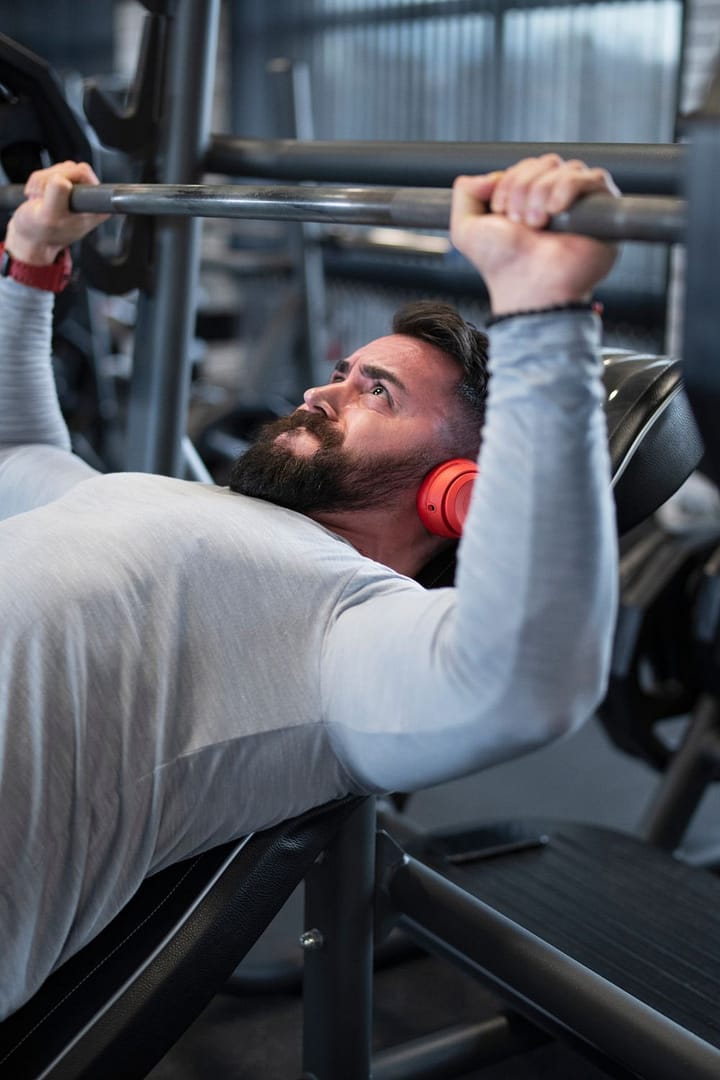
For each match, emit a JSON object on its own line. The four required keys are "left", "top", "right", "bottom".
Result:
{"left": 229, "top": 334, "right": 463, "bottom": 514}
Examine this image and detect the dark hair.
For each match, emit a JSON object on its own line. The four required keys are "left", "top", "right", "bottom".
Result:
{"left": 392, "top": 300, "right": 489, "bottom": 458}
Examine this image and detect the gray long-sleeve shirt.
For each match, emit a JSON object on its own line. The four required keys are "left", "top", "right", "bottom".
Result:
{"left": 0, "top": 276, "right": 617, "bottom": 1018}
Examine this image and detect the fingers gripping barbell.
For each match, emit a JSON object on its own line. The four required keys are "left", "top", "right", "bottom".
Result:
{"left": 0, "top": 182, "right": 686, "bottom": 243}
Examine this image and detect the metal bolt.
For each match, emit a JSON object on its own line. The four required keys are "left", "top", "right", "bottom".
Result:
{"left": 299, "top": 928, "right": 324, "bottom": 951}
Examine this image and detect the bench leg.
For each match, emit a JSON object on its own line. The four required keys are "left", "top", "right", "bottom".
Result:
{"left": 301, "top": 797, "right": 376, "bottom": 1079}
{"left": 640, "top": 694, "right": 720, "bottom": 850}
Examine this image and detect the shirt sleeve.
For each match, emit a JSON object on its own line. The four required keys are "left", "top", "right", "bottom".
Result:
{"left": 0, "top": 277, "right": 97, "bottom": 520}
{"left": 321, "top": 311, "right": 619, "bottom": 793}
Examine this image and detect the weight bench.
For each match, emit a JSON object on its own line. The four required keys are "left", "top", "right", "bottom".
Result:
{"left": 1, "top": 350, "right": 716, "bottom": 1080}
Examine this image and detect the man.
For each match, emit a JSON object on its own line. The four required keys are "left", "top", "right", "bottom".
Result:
{"left": 0, "top": 155, "right": 619, "bottom": 1018}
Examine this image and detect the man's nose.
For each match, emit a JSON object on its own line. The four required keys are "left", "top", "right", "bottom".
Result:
{"left": 302, "top": 382, "right": 343, "bottom": 419}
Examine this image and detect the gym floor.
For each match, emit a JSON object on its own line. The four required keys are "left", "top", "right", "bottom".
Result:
{"left": 146, "top": 712, "right": 720, "bottom": 1079}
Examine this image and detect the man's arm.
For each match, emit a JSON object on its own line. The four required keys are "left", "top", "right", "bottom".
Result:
{"left": 0, "top": 162, "right": 108, "bottom": 520}
{"left": 322, "top": 157, "right": 621, "bottom": 792}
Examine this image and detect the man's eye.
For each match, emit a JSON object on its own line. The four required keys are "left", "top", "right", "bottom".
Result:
{"left": 370, "top": 384, "right": 387, "bottom": 397}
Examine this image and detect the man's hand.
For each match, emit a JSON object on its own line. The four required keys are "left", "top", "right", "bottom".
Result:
{"left": 4, "top": 160, "right": 109, "bottom": 266}
{"left": 450, "top": 155, "right": 620, "bottom": 316}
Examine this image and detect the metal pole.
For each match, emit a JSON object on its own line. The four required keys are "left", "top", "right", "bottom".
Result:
{"left": 267, "top": 58, "right": 329, "bottom": 391}
{"left": 126, "top": 0, "right": 220, "bottom": 477}
{"left": 640, "top": 695, "right": 720, "bottom": 850}
{"left": 0, "top": 183, "right": 686, "bottom": 242}
{"left": 682, "top": 115, "right": 720, "bottom": 485}
{"left": 205, "top": 137, "right": 684, "bottom": 194}
{"left": 371, "top": 1016, "right": 548, "bottom": 1079}
{"left": 288, "top": 60, "right": 330, "bottom": 390}
{"left": 302, "top": 798, "right": 376, "bottom": 1080}
{"left": 182, "top": 436, "right": 214, "bottom": 484}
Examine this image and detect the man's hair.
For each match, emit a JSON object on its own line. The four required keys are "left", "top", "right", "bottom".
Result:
{"left": 392, "top": 300, "right": 490, "bottom": 458}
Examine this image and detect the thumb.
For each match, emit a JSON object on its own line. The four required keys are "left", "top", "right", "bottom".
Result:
{"left": 450, "top": 171, "right": 503, "bottom": 244}
{"left": 41, "top": 174, "right": 74, "bottom": 219}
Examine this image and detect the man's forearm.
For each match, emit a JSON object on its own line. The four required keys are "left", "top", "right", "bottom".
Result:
{"left": 0, "top": 277, "right": 71, "bottom": 451}
{"left": 0, "top": 276, "right": 97, "bottom": 522}
{"left": 452, "top": 309, "right": 617, "bottom": 734}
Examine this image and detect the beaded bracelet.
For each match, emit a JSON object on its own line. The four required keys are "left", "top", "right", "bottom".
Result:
{"left": 485, "top": 300, "right": 602, "bottom": 328}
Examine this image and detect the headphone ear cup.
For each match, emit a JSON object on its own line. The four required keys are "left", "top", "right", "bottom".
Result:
{"left": 417, "top": 458, "right": 478, "bottom": 539}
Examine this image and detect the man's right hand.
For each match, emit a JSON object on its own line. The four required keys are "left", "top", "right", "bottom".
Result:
{"left": 450, "top": 155, "right": 620, "bottom": 317}
{"left": 4, "top": 160, "right": 109, "bottom": 267}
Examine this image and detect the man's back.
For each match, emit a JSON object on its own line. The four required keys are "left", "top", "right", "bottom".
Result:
{"left": 0, "top": 471, "right": 395, "bottom": 1014}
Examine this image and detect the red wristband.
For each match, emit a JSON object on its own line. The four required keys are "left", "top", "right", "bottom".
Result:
{"left": 0, "top": 242, "right": 72, "bottom": 293}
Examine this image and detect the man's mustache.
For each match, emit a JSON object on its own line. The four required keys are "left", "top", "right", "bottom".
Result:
{"left": 258, "top": 410, "right": 344, "bottom": 451}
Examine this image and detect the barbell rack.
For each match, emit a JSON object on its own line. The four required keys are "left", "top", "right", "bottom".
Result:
{"left": 205, "top": 137, "right": 684, "bottom": 194}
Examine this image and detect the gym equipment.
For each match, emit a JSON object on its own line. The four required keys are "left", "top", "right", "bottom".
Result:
{"left": 0, "top": 181, "right": 686, "bottom": 241}
{"left": 0, "top": 797, "right": 365, "bottom": 1079}
{"left": 652, "top": 544, "right": 720, "bottom": 849}
{"left": 599, "top": 524, "right": 717, "bottom": 771}
{"left": 598, "top": 522, "right": 720, "bottom": 853}
{"left": 597, "top": 349, "right": 719, "bottom": 849}
{"left": 0, "top": 22, "right": 694, "bottom": 477}
{"left": 0, "top": 33, "right": 93, "bottom": 182}
{"left": 206, "top": 137, "right": 683, "bottom": 193}
{"left": 604, "top": 350, "right": 704, "bottom": 535}
{"left": 3, "top": 801, "right": 719, "bottom": 1080}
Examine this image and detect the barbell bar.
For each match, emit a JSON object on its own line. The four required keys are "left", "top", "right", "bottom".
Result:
{"left": 0, "top": 182, "right": 686, "bottom": 243}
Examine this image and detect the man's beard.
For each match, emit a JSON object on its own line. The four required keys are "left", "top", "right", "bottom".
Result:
{"left": 228, "top": 411, "right": 435, "bottom": 514}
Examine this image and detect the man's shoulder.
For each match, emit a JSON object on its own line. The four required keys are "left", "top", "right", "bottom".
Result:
{"left": 57, "top": 471, "right": 361, "bottom": 562}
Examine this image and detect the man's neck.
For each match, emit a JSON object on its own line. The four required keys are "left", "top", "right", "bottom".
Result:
{"left": 307, "top": 504, "right": 446, "bottom": 578}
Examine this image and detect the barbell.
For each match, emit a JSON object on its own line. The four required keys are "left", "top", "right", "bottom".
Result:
{"left": 0, "top": 182, "right": 685, "bottom": 243}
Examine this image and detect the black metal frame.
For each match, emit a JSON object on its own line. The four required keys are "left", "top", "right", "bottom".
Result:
{"left": 682, "top": 118, "right": 720, "bottom": 485}
{"left": 640, "top": 693, "right": 720, "bottom": 849}
{"left": 297, "top": 800, "right": 720, "bottom": 1080}
{"left": 124, "top": 0, "right": 219, "bottom": 477}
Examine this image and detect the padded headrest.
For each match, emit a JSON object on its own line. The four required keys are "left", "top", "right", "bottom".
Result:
{"left": 602, "top": 350, "right": 704, "bottom": 536}
{"left": 416, "top": 350, "right": 704, "bottom": 588}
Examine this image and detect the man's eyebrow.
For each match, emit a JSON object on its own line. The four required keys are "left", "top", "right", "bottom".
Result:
{"left": 333, "top": 358, "right": 408, "bottom": 395}
{"left": 361, "top": 364, "right": 408, "bottom": 394}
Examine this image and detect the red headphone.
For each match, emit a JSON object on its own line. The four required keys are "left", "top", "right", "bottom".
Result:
{"left": 416, "top": 458, "right": 478, "bottom": 539}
